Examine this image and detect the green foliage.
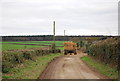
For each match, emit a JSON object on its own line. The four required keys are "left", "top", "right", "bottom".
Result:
{"left": 87, "top": 37, "right": 119, "bottom": 68}
{"left": 2, "top": 47, "right": 61, "bottom": 73}
{"left": 2, "top": 53, "right": 61, "bottom": 79}
{"left": 2, "top": 76, "right": 14, "bottom": 79}
{"left": 2, "top": 52, "right": 18, "bottom": 73}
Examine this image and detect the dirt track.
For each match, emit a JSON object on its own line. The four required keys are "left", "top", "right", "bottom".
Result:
{"left": 39, "top": 51, "right": 108, "bottom": 79}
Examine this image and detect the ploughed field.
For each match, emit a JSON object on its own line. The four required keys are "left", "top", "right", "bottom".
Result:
{"left": 1, "top": 41, "right": 65, "bottom": 51}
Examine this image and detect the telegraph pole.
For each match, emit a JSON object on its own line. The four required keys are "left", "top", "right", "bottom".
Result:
{"left": 64, "top": 30, "right": 65, "bottom": 36}
{"left": 53, "top": 21, "right": 56, "bottom": 52}
{"left": 53, "top": 21, "right": 55, "bottom": 42}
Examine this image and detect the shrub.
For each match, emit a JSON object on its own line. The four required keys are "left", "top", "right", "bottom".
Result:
{"left": 2, "top": 47, "right": 61, "bottom": 73}
{"left": 87, "top": 37, "right": 119, "bottom": 68}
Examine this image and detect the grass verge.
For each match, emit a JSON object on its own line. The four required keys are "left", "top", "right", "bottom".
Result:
{"left": 81, "top": 56, "right": 118, "bottom": 79}
{"left": 2, "top": 53, "right": 62, "bottom": 79}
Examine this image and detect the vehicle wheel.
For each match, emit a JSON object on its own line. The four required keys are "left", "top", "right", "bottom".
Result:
{"left": 74, "top": 51, "right": 77, "bottom": 55}
{"left": 64, "top": 53, "right": 67, "bottom": 55}
{"left": 74, "top": 53, "right": 77, "bottom": 55}
{"left": 64, "top": 50, "right": 67, "bottom": 55}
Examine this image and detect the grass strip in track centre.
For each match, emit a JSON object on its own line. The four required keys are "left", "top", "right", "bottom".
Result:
{"left": 81, "top": 56, "right": 118, "bottom": 79}
{"left": 2, "top": 53, "right": 62, "bottom": 79}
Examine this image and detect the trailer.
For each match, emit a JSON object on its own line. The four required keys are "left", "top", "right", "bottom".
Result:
{"left": 64, "top": 42, "right": 77, "bottom": 55}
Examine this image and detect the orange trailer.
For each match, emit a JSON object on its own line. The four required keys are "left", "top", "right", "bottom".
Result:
{"left": 64, "top": 42, "right": 77, "bottom": 55}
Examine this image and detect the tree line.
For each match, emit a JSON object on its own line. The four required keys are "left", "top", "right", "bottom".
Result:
{"left": 1, "top": 35, "right": 114, "bottom": 41}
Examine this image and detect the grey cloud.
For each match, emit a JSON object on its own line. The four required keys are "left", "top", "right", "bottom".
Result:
{"left": 1, "top": 0, "right": 119, "bottom": 36}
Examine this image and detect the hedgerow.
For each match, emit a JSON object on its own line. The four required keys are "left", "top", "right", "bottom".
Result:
{"left": 86, "top": 37, "right": 119, "bottom": 68}
{"left": 2, "top": 47, "right": 61, "bottom": 73}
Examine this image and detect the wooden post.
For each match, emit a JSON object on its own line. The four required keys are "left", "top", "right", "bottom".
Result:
{"left": 53, "top": 21, "right": 56, "bottom": 53}
{"left": 53, "top": 21, "right": 55, "bottom": 42}
{"left": 64, "top": 30, "right": 65, "bottom": 36}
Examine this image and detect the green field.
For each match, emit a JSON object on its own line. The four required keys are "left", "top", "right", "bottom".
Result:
{"left": 1, "top": 41, "right": 66, "bottom": 51}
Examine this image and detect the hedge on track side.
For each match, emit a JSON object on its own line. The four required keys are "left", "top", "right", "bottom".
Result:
{"left": 87, "top": 37, "right": 120, "bottom": 69}
{"left": 2, "top": 47, "right": 61, "bottom": 73}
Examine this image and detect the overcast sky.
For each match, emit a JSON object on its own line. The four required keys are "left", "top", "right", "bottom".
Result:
{"left": 0, "top": 0, "right": 119, "bottom": 36}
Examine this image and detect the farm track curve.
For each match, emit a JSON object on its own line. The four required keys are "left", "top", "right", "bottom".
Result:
{"left": 39, "top": 51, "right": 108, "bottom": 79}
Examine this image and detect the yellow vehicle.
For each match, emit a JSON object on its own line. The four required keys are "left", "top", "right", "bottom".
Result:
{"left": 64, "top": 42, "right": 77, "bottom": 55}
